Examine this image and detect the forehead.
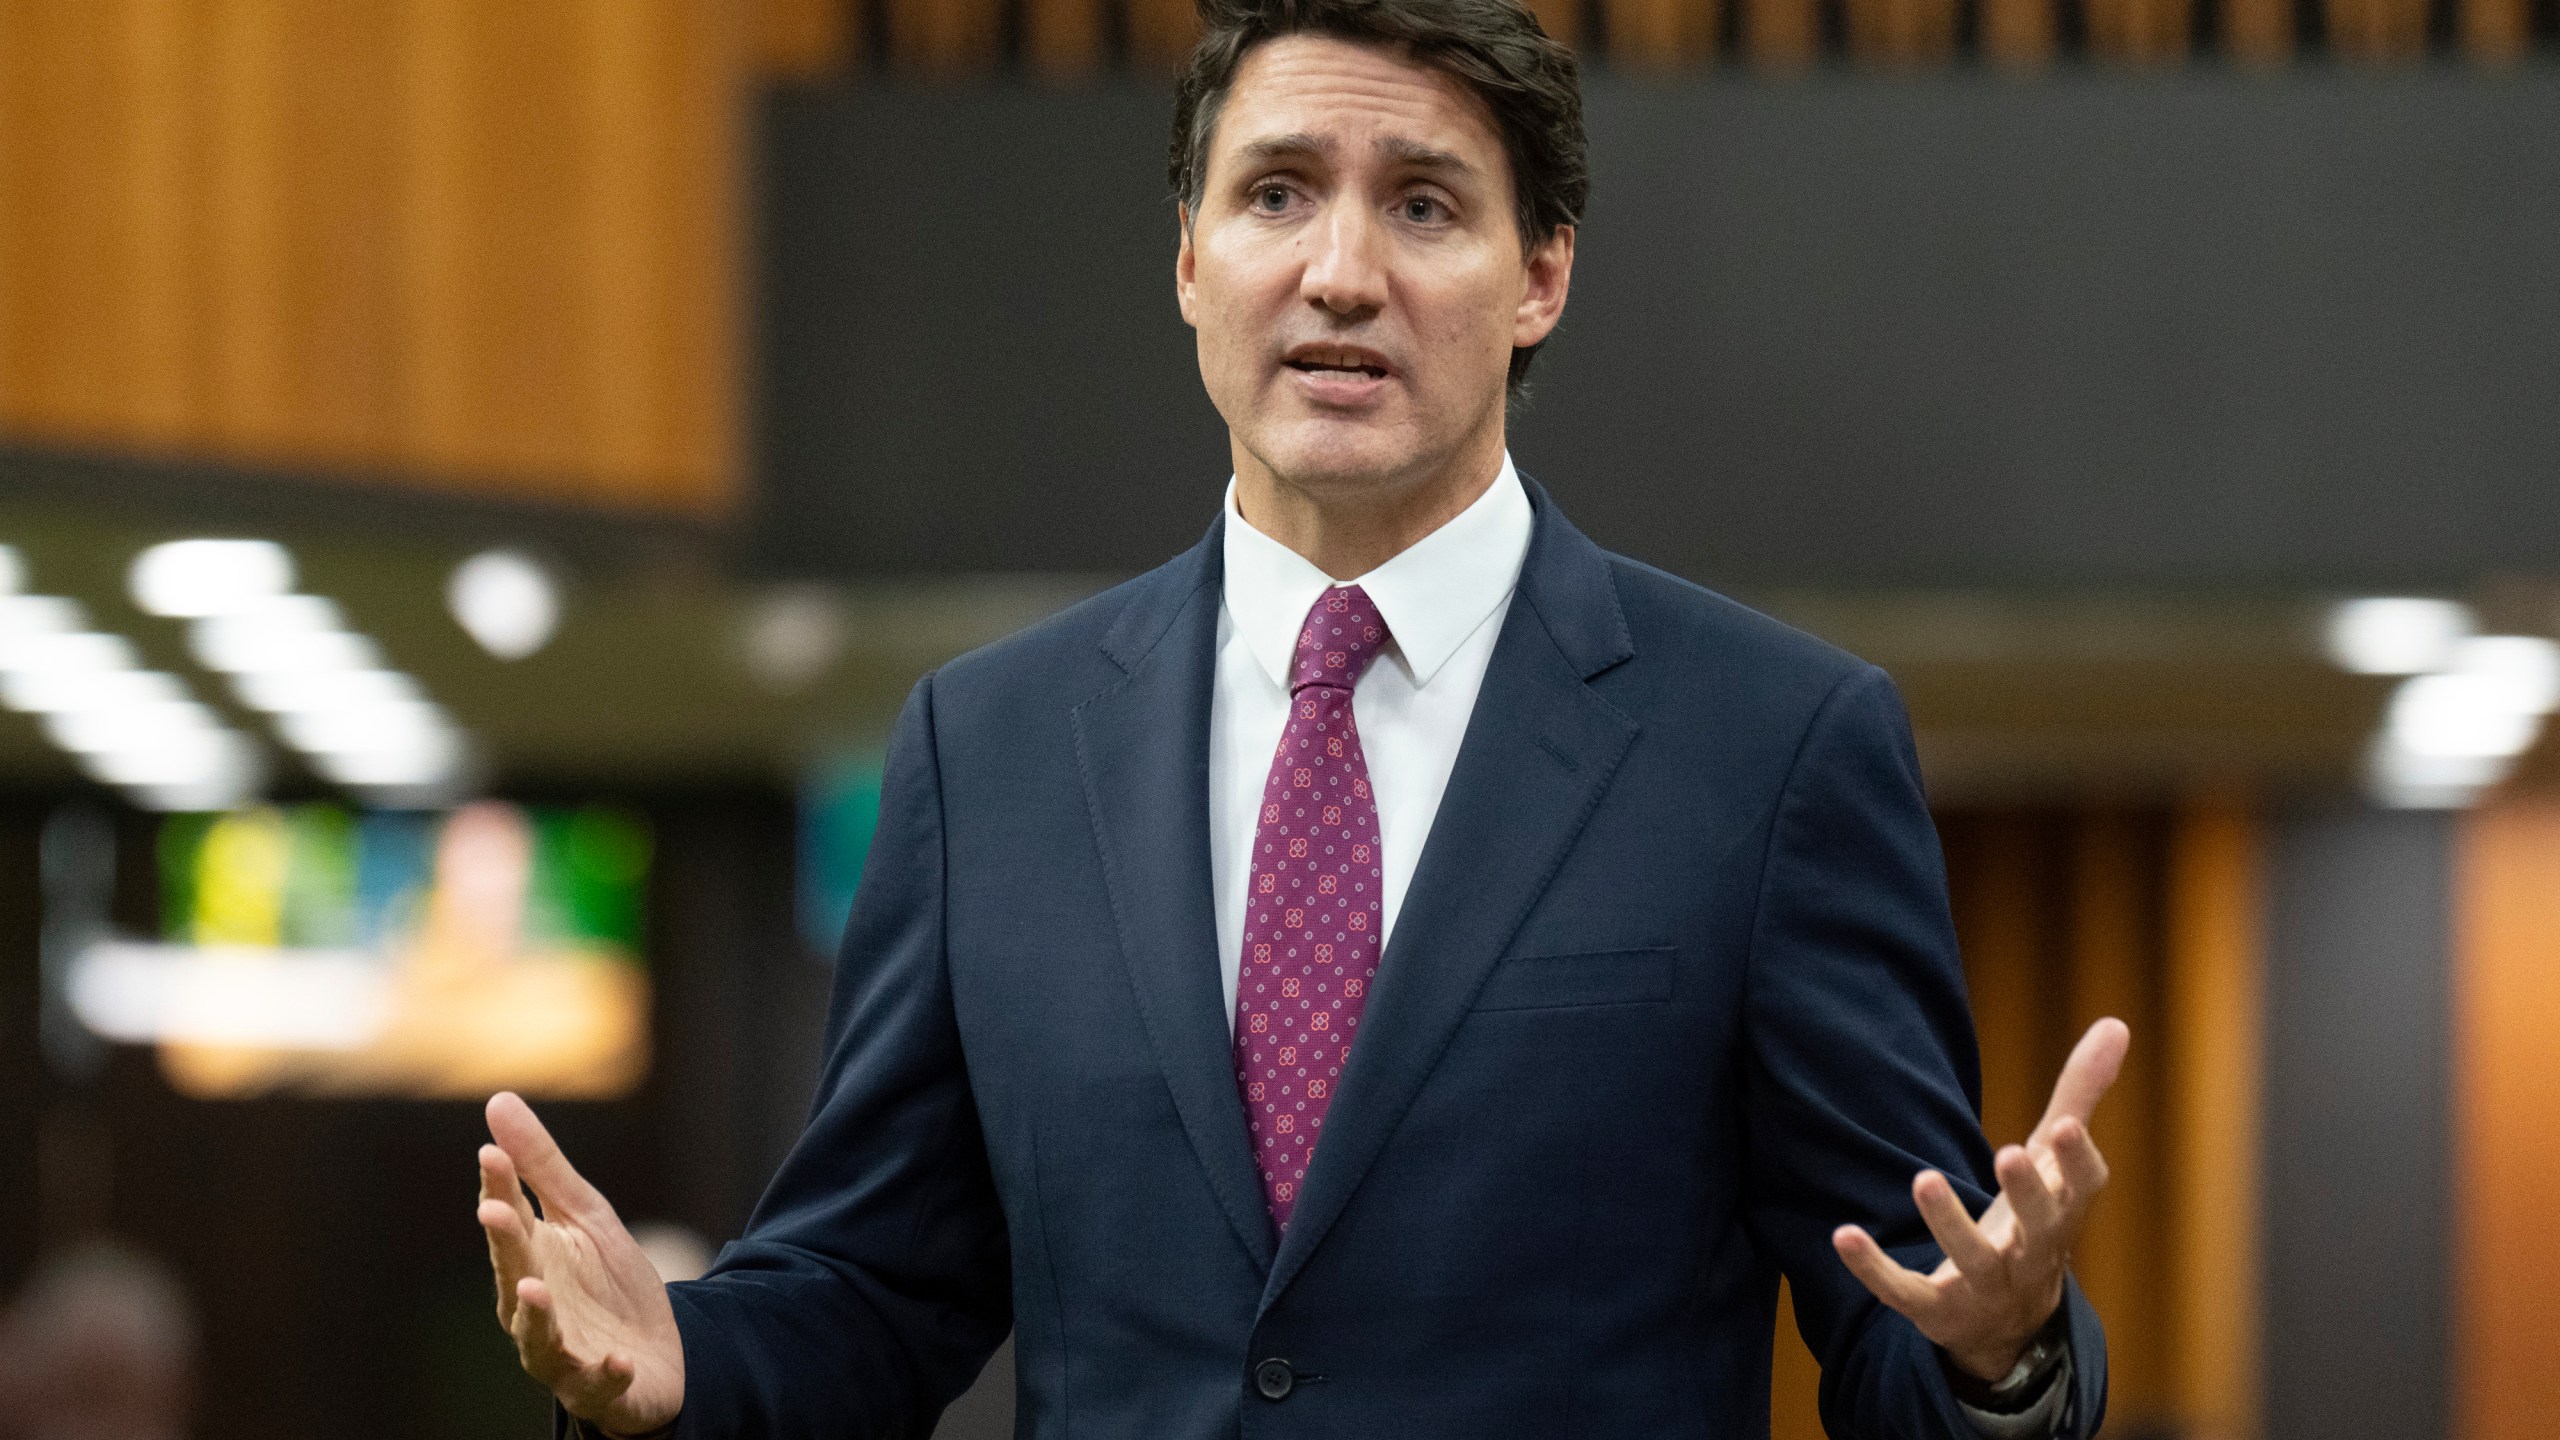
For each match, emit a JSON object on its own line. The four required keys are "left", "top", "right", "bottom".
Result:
{"left": 1210, "top": 34, "right": 1505, "bottom": 176}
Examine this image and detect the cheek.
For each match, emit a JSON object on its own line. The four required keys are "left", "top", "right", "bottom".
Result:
{"left": 1409, "top": 266, "right": 1521, "bottom": 375}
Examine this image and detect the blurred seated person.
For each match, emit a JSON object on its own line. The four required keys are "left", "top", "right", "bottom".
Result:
{"left": 0, "top": 1242, "right": 197, "bottom": 1440}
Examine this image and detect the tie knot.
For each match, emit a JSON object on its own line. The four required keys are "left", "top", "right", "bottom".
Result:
{"left": 1291, "top": 585, "right": 1389, "bottom": 693}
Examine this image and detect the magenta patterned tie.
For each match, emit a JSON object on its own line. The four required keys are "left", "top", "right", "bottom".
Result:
{"left": 1234, "top": 584, "right": 1391, "bottom": 1232}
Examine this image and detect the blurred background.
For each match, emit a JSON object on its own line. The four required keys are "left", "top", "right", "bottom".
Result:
{"left": 0, "top": 1, "right": 2554, "bottom": 1437}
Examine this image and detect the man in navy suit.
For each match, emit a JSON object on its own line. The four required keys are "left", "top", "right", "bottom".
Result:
{"left": 475, "top": 0, "right": 2129, "bottom": 1434}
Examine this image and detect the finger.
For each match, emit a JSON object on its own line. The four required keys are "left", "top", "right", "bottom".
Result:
{"left": 2033, "top": 1019, "right": 2129, "bottom": 1141}
{"left": 480, "top": 1143, "right": 537, "bottom": 1233}
{"left": 517, "top": 1279, "right": 640, "bottom": 1417}
{"left": 488, "top": 1091, "right": 609, "bottom": 1225}
{"left": 478, "top": 1197, "right": 533, "bottom": 1323}
{"left": 2049, "top": 1116, "right": 2110, "bottom": 1211}
{"left": 512, "top": 1276, "right": 578, "bottom": 1383}
{"left": 1995, "top": 1144, "right": 2065, "bottom": 1247}
{"left": 1832, "top": 1225, "right": 1944, "bottom": 1322}
{"left": 1912, "top": 1171, "right": 2005, "bottom": 1279}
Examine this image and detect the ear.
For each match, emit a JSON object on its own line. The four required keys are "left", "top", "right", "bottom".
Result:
{"left": 1176, "top": 204, "right": 1200, "bottom": 329}
{"left": 1511, "top": 223, "right": 1574, "bottom": 351}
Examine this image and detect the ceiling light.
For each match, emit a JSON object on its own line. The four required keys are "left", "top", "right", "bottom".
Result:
{"left": 279, "top": 697, "right": 454, "bottom": 757}
{"left": 191, "top": 600, "right": 381, "bottom": 675}
{"left": 2365, "top": 735, "right": 2511, "bottom": 810}
{"left": 2324, "top": 597, "right": 2475, "bottom": 675}
{"left": 231, "top": 667, "right": 422, "bottom": 715}
{"left": 449, "top": 549, "right": 560, "bottom": 661}
{"left": 2443, "top": 635, "right": 2560, "bottom": 715}
{"left": 78, "top": 723, "right": 255, "bottom": 790}
{"left": 45, "top": 699, "right": 225, "bottom": 758}
{"left": 0, "top": 594, "right": 86, "bottom": 638}
{"left": 130, "top": 539, "right": 295, "bottom": 617}
{"left": 4, "top": 667, "right": 185, "bottom": 715}
{"left": 741, "top": 587, "right": 847, "bottom": 692}
{"left": 0, "top": 630, "right": 138, "bottom": 677}
{"left": 2386, "top": 673, "right": 2544, "bottom": 760}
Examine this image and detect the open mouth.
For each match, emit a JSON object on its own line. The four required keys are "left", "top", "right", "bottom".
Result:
{"left": 1284, "top": 348, "right": 1390, "bottom": 381}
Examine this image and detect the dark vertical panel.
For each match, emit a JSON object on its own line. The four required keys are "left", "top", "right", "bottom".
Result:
{"left": 2262, "top": 806, "right": 2451, "bottom": 1440}
{"left": 0, "top": 801, "right": 41, "bottom": 1291}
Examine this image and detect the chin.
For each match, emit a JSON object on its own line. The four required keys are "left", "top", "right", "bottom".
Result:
{"left": 1251, "top": 417, "right": 1430, "bottom": 495}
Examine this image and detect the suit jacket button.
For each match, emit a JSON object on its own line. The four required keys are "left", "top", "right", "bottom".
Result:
{"left": 1253, "top": 1358, "right": 1295, "bottom": 1401}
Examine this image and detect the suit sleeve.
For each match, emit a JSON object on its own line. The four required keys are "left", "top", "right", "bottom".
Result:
{"left": 661, "top": 673, "right": 1013, "bottom": 1440}
{"left": 1739, "top": 664, "right": 2107, "bottom": 1440}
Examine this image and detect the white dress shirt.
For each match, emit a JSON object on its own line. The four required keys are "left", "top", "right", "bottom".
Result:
{"left": 1208, "top": 454, "right": 1533, "bottom": 1031}
{"left": 1201, "top": 453, "right": 2068, "bottom": 1440}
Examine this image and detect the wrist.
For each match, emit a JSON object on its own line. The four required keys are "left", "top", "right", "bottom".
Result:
{"left": 1944, "top": 1308, "right": 2067, "bottom": 1411}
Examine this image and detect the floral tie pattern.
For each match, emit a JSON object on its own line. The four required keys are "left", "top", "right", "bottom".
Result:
{"left": 1234, "top": 584, "right": 1390, "bottom": 1232}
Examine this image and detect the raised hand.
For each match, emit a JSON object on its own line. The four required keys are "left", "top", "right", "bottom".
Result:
{"left": 477, "top": 1092, "right": 686, "bottom": 1435}
{"left": 1832, "top": 1018, "right": 2130, "bottom": 1383}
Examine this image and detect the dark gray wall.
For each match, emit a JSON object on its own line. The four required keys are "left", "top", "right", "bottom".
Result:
{"left": 2262, "top": 806, "right": 2452, "bottom": 1440}
{"left": 754, "top": 68, "right": 2560, "bottom": 589}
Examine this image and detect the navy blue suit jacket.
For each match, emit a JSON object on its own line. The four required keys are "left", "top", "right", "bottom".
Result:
{"left": 660, "top": 482, "right": 2107, "bottom": 1439}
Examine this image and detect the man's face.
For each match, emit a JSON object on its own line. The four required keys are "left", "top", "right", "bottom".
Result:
{"left": 1177, "top": 35, "right": 1573, "bottom": 501}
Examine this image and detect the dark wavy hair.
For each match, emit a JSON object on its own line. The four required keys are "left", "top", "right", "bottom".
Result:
{"left": 1168, "top": 0, "right": 1587, "bottom": 392}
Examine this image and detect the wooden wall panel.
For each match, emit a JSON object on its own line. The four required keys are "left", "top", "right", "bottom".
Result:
{"left": 1025, "top": 0, "right": 1110, "bottom": 76}
{"left": 1604, "top": 0, "right": 1719, "bottom": 66}
{"left": 1129, "top": 0, "right": 1206, "bottom": 67}
{"left": 206, "top": 0, "right": 404, "bottom": 466}
{"left": 1846, "top": 0, "right": 1961, "bottom": 65}
{"left": 757, "top": 0, "right": 855, "bottom": 76}
{"left": 2455, "top": 800, "right": 2560, "bottom": 1440}
{"left": 0, "top": 0, "right": 743, "bottom": 515}
{"left": 1771, "top": 1277, "right": 1825, "bottom": 1440}
{"left": 2166, "top": 799, "right": 2264, "bottom": 1440}
{"left": 2324, "top": 0, "right": 2430, "bottom": 57}
{"left": 2460, "top": 0, "right": 2532, "bottom": 60}
{"left": 2086, "top": 0, "right": 2195, "bottom": 61}
{"left": 2222, "top": 0, "right": 2295, "bottom": 62}
{"left": 2064, "top": 811, "right": 2167, "bottom": 1427}
{"left": 1978, "top": 0, "right": 2058, "bottom": 66}
{"left": 1742, "top": 0, "right": 1823, "bottom": 66}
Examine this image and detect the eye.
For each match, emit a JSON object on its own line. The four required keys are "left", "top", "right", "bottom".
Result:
{"left": 1399, "top": 195, "right": 1445, "bottom": 224}
{"left": 1253, "top": 184, "right": 1292, "bottom": 213}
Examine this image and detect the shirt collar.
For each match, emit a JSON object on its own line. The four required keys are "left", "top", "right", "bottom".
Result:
{"left": 1222, "top": 452, "right": 1532, "bottom": 691}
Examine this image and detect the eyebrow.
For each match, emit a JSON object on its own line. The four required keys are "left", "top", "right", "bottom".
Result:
{"left": 1233, "top": 131, "right": 1481, "bottom": 179}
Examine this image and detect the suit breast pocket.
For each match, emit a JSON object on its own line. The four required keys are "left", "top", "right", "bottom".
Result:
{"left": 1472, "top": 946, "right": 1677, "bottom": 1011}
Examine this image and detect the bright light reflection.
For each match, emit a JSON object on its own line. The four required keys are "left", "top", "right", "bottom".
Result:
{"left": 69, "top": 942, "right": 389, "bottom": 1049}
{"left": 2443, "top": 635, "right": 2560, "bottom": 715}
{"left": 130, "top": 539, "right": 295, "bottom": 618}
{"left": 2325, "top": 597, "right": 2475, "bottom": 675}
{"left": 449, "top": 549, "right": 560, "bottom": 660}
{"left": 232, "top": 667, "right": 422, "bottom": 715}
{"left": 193, "top": 619, "right": 381, "bottom": 676}
{"left": 2387, "top": 673, "right": 2543, "bottom": 760}
{"left": 0, "top": 629, "right": 137, "bottom": 676}
{"left": 45, "top": 699, "right": 224, "bottom": 757}
{"left": 2, "top": 667, "right": 184, "bottom": 715}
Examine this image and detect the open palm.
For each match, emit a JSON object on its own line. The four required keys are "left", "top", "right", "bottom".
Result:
{"left": 477, "top": 1092, "right": 686, "bottom": 1434}
{"left": 1833, "top": 1018, "right": 2129, "bottom": 1382}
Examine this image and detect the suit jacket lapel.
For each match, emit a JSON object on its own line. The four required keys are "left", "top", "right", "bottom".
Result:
{"left": 1262, "top": 483, "right": 1640, "bottom": 1310}
{"left": 1072, "top": 520, "right": 1278, "bottom": 1275}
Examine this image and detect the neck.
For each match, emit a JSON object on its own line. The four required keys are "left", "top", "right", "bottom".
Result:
{"left": 1232, "top": 433, "right": 1506, "bottom": 581}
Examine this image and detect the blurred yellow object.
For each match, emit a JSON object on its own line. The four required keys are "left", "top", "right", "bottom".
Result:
{"left": 157, "top": 942, "right": 647, "bottom": 1100}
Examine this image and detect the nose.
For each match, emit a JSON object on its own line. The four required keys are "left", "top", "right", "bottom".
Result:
{"left": 1299, "top": 202, "right": 1388, "bottom": 317}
